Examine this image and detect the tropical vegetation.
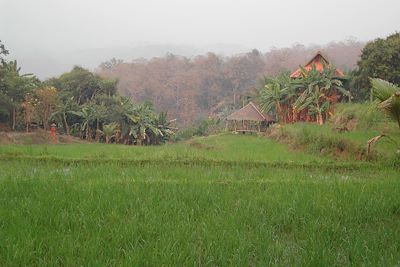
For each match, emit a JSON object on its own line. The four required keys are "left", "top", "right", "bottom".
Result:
{"left": 351, "top": 32, "right": 400, "bottom": 102}
{"left": 259, "top": 64, "right": 349, "bottom": 125}
{"left": 371, "top": 78, "right": 400, "bottom": 129}
{"left": 0, "top": 42, "right": 175, "bottom": 145}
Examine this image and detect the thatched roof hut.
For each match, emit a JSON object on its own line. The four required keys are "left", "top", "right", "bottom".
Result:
{"left": 227, "top": 102, "right": 274, "bottom": 132}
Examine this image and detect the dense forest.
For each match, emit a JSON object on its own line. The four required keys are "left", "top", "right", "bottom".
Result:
{"left": 98, "top": 39, "right": 365, "bottom": 126}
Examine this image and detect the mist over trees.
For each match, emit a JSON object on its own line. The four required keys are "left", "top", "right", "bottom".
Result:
{"left": 98, "top": 39, "right": 364, "bottom": 126}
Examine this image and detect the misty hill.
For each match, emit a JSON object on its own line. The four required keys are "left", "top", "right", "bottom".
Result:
{"left": 12, "top": 43, "right": 249, "bottom": 79}
{"left": 98, "top": 40, "right": 365, "bottom": 126}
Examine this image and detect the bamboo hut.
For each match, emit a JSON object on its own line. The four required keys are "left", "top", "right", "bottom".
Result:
{"left": 226, "top": 102, "right": 274, "bottom": 133}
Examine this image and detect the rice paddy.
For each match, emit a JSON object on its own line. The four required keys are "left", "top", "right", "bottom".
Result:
{"left": 0, "top": 134, "right": 399, "bottom": 266}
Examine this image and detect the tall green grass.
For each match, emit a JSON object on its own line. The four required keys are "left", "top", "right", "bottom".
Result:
{"left": 0, "top": 160, "right": 399, "bottom": 266}
{"left": 0, "top": 134, "right": 399, "bottom": 265}
{"left": 332, "top": 103, "right": 387, "bottom": 130}
{"left": 267, "top": 103, "right": 400, "bottom": 163}
{"left": 0, "top": 134, "right": 327, "bottom": 163}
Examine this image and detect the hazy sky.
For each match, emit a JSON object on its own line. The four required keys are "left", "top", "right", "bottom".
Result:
{"left": 2, "top": 0, "right": 399, "bottom": 52}
{"left": 1, "top": 0, "right": 399, "bottom": 78}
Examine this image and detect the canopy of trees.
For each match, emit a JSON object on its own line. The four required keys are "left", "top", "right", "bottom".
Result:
{"left": 352, "top": 33, "right": 400, "bottom": 101}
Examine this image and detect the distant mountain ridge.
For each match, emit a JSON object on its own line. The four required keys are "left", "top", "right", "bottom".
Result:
{"left": 10, "top": 43, "right": 250, "bottom": 79}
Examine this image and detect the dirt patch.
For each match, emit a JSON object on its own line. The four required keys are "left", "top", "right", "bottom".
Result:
{"left": 0, "top": 123, "right": 11, "bottom": 132}
{"left": 0, "top": 129, "right": 86, "bottom": 145}
{"left": 187, "top": 140, "right": 217, "bottom": 150}
{"left": 333, "top": 116, "right": 358, "bottom": 131}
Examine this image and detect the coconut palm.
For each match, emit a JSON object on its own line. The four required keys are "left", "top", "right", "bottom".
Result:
{"left": 371, "top": 78, "right": 400, "bottom": 129}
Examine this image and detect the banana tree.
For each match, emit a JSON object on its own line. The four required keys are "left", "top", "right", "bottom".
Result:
{"left": 293, "top": 84, "right": 330, "bottom": 125}
{"left": 50, "top": 97, "right": 79, "bottom": 135}
{"left": 126, "top": 103, "right": 161, "bottom": 145}
{"left": 292, "top": 64, "right": 348, "bottom": 124}
{"left": 259, "top": 73, "right": 293, "bottom": 123}
{"left": 69, "top": 106, "right": 94, "bottom": 140}
{"left": 149, "top": 112, "right": 176, "bottom": 144}
{"left": 98, "top": 122, "right": 118, "bottom": 144}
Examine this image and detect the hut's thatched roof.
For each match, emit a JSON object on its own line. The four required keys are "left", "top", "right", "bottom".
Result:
{"left": 227, "top": 102, "right": 274, "bottom": 122}
{"left": 290, "top": 51, "right": 344, "bottom": 78}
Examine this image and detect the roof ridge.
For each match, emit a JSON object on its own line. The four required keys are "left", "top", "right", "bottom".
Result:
{"left": 305, "top": 51, "right": 330, "bottom": 67}
{"left": 248, "top": 102, "right": 266, "bottom": 120}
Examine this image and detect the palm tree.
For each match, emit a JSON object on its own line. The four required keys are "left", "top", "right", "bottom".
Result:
{"left": 371, "top": 78, "right": 400, "bottom": 129}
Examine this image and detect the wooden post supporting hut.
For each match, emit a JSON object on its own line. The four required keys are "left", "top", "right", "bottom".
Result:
{"left": 226, "top": 102, "right": 274, "bottom": 133}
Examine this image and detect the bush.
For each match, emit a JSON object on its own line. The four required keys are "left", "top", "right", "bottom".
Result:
{"left": 269, "top": 123, "right": 363, "bottom": 159}
{"left": 173, "top": 117, "right": 227, "bottom": 141}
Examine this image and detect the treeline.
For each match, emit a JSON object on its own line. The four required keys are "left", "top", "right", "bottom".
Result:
{"left": 0, "top": 42, "right": 174, "bottom": 145}
{"left": 98, "top": 39, "right": 365, "bottom": 126}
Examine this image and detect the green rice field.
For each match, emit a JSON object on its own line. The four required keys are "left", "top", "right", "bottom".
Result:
{"left": 0, "top": 134, "right": 399, "bottom": 266}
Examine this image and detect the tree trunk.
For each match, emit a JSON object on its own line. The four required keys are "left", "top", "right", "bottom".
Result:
{"left": 12, "top": 107, "right": 16, "bottom": 131}
{"left": 276, "top": 101, "right": 282, "bottom": 123}
{"left": 63, "top": 113, "right": 70, "bottom": 135}
{"left": 86, "top": 125, "right": 90, "bottom": 141}
{"left": 115, "top": 131, "right": 120, "bottom": 144}
{"left": 95, "top": 120, "right": 100, "bottom": 142}
{"left": 124, "top": 135, "right": 129, "bottom": 145}
{"left": 137, "top": 137, "right": 143, "bottom": 146}
{"left": 105, "top": 136, "right": 110, "bottom": 144}
{"left": 317, "top": 110, "right": 323, "bottom": 125}
{"left": 62, "top": 114, "right": 69, "bottom": 135}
